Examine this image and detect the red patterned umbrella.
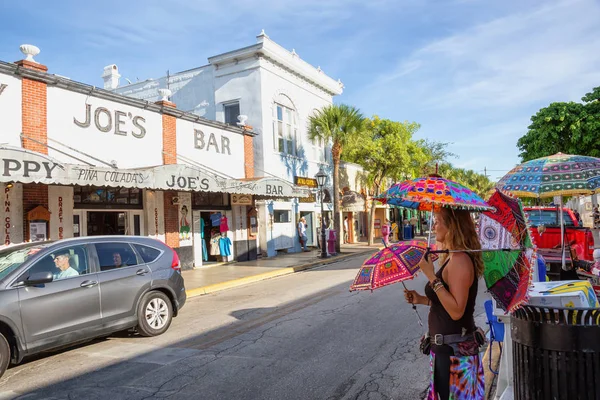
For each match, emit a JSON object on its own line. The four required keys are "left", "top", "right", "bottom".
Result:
{"left": 350, "top": 240, "right": 439, "bottom": 325}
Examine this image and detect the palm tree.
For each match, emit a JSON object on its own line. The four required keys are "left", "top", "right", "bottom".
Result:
{"left": 308, "top": 104, "right": 364, "bottom": 252}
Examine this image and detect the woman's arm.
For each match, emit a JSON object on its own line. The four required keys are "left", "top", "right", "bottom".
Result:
{"left": 422, "top": 253, "right": 474, "bottom": 321}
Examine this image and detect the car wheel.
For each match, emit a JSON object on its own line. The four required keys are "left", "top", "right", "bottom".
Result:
{"left": 137, "top": 291, "right": 173, "bottom": 337}
{"left": 0, "top": 333, "right": 10, "bottom": 378}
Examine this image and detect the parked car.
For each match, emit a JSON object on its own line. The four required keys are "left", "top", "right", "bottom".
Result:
{"left": 524, "top": 206, "right": 595, "bottom": 277}
{"left": 0, "top": 236, "right": 186, "bottom": 378}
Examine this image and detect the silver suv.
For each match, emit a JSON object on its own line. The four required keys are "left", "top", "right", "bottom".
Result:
{"left": 0, "top": 236, "right": 186, "bottom": 378}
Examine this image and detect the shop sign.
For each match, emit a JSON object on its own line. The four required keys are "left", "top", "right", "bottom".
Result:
{"left": 294, "top": 176, "right": 318, "bottom": 188}
{"left": 231, "top": 194, "right": 253, "bottom": 205}
{"left": 299, "top": 194, "right": 316, "bottom": 203}
{"left": 4, "top": 186, "right": 11, "bottom": 245}
{"left": 74, "top": 104, "right": 146, "bottom": 138}
{"left": 0, "top": 147, "right": 311, "bottom": 198}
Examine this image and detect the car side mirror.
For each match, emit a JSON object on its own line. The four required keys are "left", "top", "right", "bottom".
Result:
{"left": 26, "top": 272, "right": 53, "bottom": 286}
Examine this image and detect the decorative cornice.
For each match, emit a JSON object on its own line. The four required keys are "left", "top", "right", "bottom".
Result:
{"left": 0, "top": 60, "right": 256, "bottom": 137}
{"left": 208, "top": 37, "right": 343, "bottom": 96}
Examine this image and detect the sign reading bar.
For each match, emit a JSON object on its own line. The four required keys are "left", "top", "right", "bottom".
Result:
{"left": 294, "top": 176, "right": 318, "bottom": 188}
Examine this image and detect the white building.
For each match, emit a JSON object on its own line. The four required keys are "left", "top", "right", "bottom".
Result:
{"left": 111, "top": 31, "right": 346, "bottom": 256}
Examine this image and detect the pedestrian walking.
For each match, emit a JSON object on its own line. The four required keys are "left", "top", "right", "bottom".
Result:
{"left": 343, "top": 216, "right": 349, "bottom": 244}
{"left": 404, "top": 208, "right": 485, "bottom": 399}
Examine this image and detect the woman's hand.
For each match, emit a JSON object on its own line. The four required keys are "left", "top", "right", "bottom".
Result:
{"left": 404, "top": 289, "right": 427, "bottom": 305}
{"left": 418, "top": 253, "right": 436, "bottom": 282}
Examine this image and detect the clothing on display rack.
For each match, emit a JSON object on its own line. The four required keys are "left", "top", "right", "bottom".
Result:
{"left": 220, "top": 215, "right": 229, "bottom": 233}
{"left": 210, "top": 233, "right": 221, "bottom": 256}
{"left": 219, "top": 235, "right": 232, "bottom": 257}
{"left": 210, "top": 212, "right": 222, "bottom": 227}
{"left": 202, "top": 238, "right": 208, "bottom": 261}
{"left": 200, "top": 218, "right": 205, "bottom": 239}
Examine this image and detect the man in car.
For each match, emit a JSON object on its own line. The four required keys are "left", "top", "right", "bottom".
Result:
{"left": 53, "top": 251, "right": 79, "bottom": 280}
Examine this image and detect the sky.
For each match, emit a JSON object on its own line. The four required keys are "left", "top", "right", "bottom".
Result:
{"left": 1, "top": 0, "right": 599, "bottom": 181}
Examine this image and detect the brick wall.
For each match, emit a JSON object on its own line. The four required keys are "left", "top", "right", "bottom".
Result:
{"left": 17, "top": 60, "right": 48, "bottom": 154}
{"left": 162, "top": 113, "right": 177, "bottom": 165}
{"left": 163, "top": 191, "right": 180, "bottom": 248}
{"left": 22, "top": 183, "right": 49, "bottom": 239}
{"left": 244, "top": 135, "right": 255, "bottom": 178}
{"left": 18, "top": 60, "right": 50, "bottom": 241}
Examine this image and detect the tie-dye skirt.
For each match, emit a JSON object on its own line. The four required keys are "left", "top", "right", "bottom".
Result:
{"left": 427, "top": 350, "right": 485, "bottom": 400}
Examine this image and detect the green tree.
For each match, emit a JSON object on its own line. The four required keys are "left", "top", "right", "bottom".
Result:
{"left": 344, "top": 116, "right": 426, "bottom": 245}
{"left": 308, "top": 104, "right": 364, "bottom": 252}
{"left": 517, "top": 86, "right": 600, "bottom": 161}
{"left": 438, "top": 163, "right": 495, "bottom": 199}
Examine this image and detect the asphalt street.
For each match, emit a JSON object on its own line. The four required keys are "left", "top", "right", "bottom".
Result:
{"left": 0, "top": 253, "right": 489, "bottom": 400}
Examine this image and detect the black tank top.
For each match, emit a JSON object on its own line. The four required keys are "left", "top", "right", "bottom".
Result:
{"left": 424, "top": 253, "right": 477, "bottom": 336}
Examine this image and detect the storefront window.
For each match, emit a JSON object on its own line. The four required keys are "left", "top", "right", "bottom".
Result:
{"left": 192, "top": 192, "right": 230, "bottom": 208}
{"left": 74, "top": 186, "right": 143, "bottom": 208}
{"left": 273, "top": 210, "right": 290, "bottom": 223}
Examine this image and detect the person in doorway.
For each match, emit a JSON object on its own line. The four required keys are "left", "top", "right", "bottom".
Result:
{"left": 343, "top": 216, "right": 349, "bottom": 244}
{"left": 298, "top": 217, "right": 309, "bottom": 252}
{"left": 53, "top": 251, "right": 79, "bottom": 280}
{"left": 404, "top": 208, "right": 485, "bottom": 399}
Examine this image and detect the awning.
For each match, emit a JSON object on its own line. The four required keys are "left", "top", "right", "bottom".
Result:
{"left": 0, "top": 146, "right": 310, "bottom": 198}
{"left": 342, "top": 190, "right": 366, "bottom": 212}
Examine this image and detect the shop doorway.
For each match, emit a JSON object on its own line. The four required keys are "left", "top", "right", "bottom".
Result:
{"left": 87, "top": 211, "right": 127, "bottom": 236}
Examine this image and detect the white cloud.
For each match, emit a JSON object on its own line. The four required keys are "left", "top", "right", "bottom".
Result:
{"left": 376, "top": 0, "right": 600, "bottom": 110}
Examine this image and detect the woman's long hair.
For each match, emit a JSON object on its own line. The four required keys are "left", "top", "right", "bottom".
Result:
{"left": 437, "top": 207, "right": 484, "bottom": 278}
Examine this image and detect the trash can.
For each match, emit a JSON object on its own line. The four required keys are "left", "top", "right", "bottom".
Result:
{"left": 511, "top": 305, "right": 600, "bottom": 399}
{"left": 403, "top": 224, "right": 413, "bottom": 240}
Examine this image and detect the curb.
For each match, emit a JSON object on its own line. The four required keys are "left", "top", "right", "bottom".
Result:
{"left": 185, "top": 249, "right": 377, "bottom": 298}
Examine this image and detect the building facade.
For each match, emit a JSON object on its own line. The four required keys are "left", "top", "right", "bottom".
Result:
{"left": 0, "top": 45, "right": 309, "bottom": 269}
{"left": 111, "top": 32, "right": 346, "bottom": 255}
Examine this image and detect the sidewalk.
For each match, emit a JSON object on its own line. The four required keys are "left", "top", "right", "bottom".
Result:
{"left": 182, "top": 242, "right": 379, "bottom": 298}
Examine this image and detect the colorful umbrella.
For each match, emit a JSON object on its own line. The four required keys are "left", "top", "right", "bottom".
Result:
{"left": 350, "top": 241, "right": 438, "bottom": 291}
{"left": 478, "top": 190, "right": 536, "bottom": 312}
{"left": 497, "top": 153, "right": 600, "bottom": 198}
{"left": 350, "top": 241, "right": 439, "bottom": 326}
{"left": 377, "top": 175, "right": 494, "bottom": 212}
{"left": 497, "top": 152, "right": 600, "bottom": 270}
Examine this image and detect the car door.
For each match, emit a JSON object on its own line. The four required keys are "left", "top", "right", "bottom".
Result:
{"left": 16, "top": 244, "right": 101, "bottom": 353}
{"left": 93, "top": 242, "right": 152, "bottom": 327}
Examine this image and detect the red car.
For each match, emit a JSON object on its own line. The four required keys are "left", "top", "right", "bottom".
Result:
{"left": 524, "top": 206, "right": 595, "bottom": 277}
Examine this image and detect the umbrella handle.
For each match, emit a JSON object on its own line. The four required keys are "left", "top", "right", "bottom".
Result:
{"left": 401, "top": 281, "right": 424, "bottom": 327}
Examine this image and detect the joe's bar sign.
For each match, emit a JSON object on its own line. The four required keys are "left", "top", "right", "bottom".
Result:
{"left": 294, "top": 176, "right": 318, "bottom": 188}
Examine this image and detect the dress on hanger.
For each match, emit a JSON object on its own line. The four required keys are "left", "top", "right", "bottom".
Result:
{"left": 219, "top": 235, "right": 232, "bottom": 257}
{"left": 210, "top": 234, "right": 221, "bottom": 256}
{"left": 220, "top": 215, "right": 229, "bottom": 233}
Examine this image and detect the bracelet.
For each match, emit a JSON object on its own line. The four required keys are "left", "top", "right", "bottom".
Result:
{"left": 430, "top": 278, "right": 442, "bottom": 287}
{"left": 433, "top": 282, "right": 444, "bottom": 293}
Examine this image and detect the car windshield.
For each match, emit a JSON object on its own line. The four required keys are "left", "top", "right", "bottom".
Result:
{"left": 526, "top": 210, "right": 575, "bottom": 227}
{"left": 0, "top": 245, "right": 47, "bottom": 281}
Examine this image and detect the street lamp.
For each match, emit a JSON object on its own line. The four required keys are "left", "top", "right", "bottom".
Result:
{"left": 316, "top": 166, "right": 328, "bottom": 259}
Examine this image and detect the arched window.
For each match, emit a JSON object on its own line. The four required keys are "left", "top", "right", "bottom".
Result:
{"left": 273, "top": 94, "right": 297, "bottom": 156}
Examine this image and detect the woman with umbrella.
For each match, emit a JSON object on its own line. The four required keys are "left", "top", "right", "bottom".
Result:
{"left": 404, "top": 207, "right": 485, "bottom": 400}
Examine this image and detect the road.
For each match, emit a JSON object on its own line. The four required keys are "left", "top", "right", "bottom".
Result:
{"left": 0, "top": 253, "right": 489, "bottom": 400}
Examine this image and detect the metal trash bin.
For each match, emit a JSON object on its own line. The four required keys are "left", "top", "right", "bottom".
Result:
{"left": 511, "top": 305, "right": 600, "bottom": 400}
